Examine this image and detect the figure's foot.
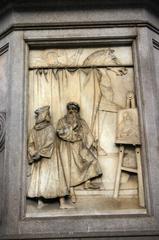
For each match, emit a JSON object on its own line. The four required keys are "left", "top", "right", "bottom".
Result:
{"left": 71, "top": 195, "right": 77, "bottom": 204}
{"left": 37, "top": 199, "right": 45, "bottom": 209}
{"left": 84, "top": 180, "right": 101, "bottom": 189}
{"left": 59, "top": 197, "right": 75, "bottom": 209}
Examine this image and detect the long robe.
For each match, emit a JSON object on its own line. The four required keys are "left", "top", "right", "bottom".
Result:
{"left": 27, "top": 124, "right": 69, "bottom": 198}
{"left": 56, "top": 116, "right": 102, "bottom": 187}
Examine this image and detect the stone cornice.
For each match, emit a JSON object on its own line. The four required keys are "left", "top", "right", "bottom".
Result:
{"left": 0, "top": 21, "right": 158, "bottom": 41}
{"left": 0, "top": 1, "right": 158, "bottom": 39}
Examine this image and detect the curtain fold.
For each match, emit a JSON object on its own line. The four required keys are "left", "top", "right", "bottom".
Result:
{"left": 28, "top": 68, "right": 101, "bottom": 142}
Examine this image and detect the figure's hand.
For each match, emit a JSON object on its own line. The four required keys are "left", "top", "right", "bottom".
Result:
{"left": 92, "top": 140, "right": 98, "bottom": 149}
{"left": 72, "top": 123, "right": 79, "bottom": 131}
{"left": 32, "top": 153, "right": 41, "bottom": 161}
{"left": 57, "top": 125, "right": 72, "bottom": 136}
{"left": 72, "top": 118, "right": 82, "bottom": 132}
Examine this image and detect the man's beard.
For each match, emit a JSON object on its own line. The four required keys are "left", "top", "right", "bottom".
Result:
{"left": 67, "top": 112, "right": 79, "bottom": 125}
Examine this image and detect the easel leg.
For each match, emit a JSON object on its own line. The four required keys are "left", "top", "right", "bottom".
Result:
{"left": 114, "top": 145, "right": 124, "bottom": 198}
{"left": 135, "top": 147, "right": 145, "bottom": 207}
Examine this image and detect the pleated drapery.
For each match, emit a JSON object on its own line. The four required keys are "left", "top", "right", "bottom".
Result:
{"left": 28, "top": 68, "right": 102, "bottom": 140}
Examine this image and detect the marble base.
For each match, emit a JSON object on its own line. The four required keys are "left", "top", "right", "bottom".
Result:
{"left": 26, "top": 195, "right": 146, "bottom": 218}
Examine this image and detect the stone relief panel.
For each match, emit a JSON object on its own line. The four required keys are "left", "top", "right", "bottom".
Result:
{"left": 26, "top": 47, "right": 145, "bottom": 216}
{"left": 0, "top": 50, "right": 8, "bottom": 112}
{"left": 0, "top": 48, "right": 7, "bottom": 221}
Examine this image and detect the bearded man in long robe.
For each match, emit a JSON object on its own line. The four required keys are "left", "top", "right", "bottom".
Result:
{"left": 56, "top": 102, "right": 102, "bottom": 202}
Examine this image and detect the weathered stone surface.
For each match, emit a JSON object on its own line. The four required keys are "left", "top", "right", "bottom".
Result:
{"left": 0, "top": 1, "right": 159, "bottom": 239}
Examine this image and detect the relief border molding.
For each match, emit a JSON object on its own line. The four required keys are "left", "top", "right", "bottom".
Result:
{"left": 153, "top": 39, "right": 159, "bottom": 50}
{"left": 0, "top": 21, "right": 159, "bottom": 41}
{"left": 0, "top": 112, "right": 6, "bottom": 152}
{"left": 0, "top": 43, "right": 9, "bottom": 56}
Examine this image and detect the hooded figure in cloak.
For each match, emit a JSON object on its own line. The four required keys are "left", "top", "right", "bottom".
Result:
{"left": 56, "top": 102, "right": 102, "bottom": 202}
{"left": 27, "top": 106, "right": 73, "bottom": 209}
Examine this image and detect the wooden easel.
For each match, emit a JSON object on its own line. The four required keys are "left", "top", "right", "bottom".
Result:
{"left": 113, "top": 93, "right": 145, "bottom": 207}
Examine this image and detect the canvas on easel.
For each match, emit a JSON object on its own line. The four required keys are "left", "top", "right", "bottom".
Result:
{"left": 116, "top": 108, "right": 140, "bottom": 145}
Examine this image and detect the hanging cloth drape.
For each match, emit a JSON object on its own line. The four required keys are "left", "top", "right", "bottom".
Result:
{"left": 28, "top": 68, "right": 101, "bottom": 140}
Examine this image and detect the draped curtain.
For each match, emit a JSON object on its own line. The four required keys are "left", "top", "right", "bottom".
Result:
{"left": 28, "top": 68, "right": 101, "bottom": 140}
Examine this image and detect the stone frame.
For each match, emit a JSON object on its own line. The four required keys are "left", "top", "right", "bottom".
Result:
{"left": 1, "top": 25, "right": 159, "bottom": 239}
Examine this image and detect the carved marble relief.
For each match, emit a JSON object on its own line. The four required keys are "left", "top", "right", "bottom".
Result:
{"left": 0, "top": 50, "right": 7, "bottom": 150}
{"left": 0, "top": 51, "right": 7, "bottom": 151}
{"left": 0, "top": 50, "right": 8, "bottom": 112}
{"left": 27, "top": 47, "right": 145, "bottom": 214}
{"left": 0, "top": 49, "right": 7, "bottom": 222}
{"left": 30, "top": 47, "right": 133, "bottom": 68}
